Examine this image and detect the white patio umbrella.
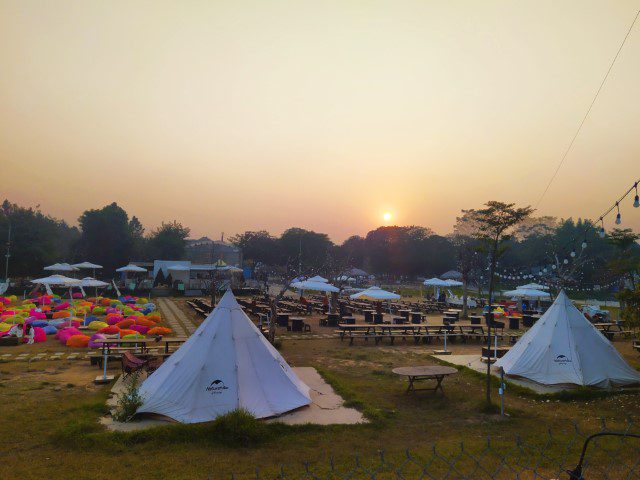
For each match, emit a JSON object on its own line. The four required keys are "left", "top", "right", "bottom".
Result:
{"left": 502, "top": 288, "right": 551, "bottom": 299}
{"left": 116, "top": 264, "right": 147, "bottom": 273}
{"left": 31, "top": 274, "right": 81, "bottom": 325}
{"left": 72, "top": 261, "right": 103, "bottom": 270}
{"left": 350, "top": 286, "right": 400, "bottom": 301}
{"left": 444, "top": 279, "right": 463, "bottom": 287}
{"left": 80, "top": 277, "right": 109, "bottom": 299}
{"left": 43, "top": 263, "right": 78, "bottom": 272}
{"left": 290, "top": 280, "right": 340, "bottom": 293}
{"left": 307, "top": 275, "right": 328, "bottom": 283}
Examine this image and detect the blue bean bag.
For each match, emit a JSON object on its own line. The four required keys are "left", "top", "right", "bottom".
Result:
{"left": 31, "top": 320, "right": 49, "bottom": 328}
{"left": 43, "top": 325, "right": 58, "bottom": 335}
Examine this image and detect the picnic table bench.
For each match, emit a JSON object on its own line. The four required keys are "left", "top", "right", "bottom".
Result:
{"left": 392, "top": 365, "right": 458, "bottom": 394}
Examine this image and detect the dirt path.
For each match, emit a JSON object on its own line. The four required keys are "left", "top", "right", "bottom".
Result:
{"left": 156, "top": 298, "right": 196, "bottom": 336}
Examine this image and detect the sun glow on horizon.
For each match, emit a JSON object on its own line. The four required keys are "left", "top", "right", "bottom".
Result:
{"left": 383, "top": 212, "right": 392, "bottom": 222}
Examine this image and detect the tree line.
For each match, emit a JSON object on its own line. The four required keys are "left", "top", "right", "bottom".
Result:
{"left": 0, "top": 200, "right": 190, "bottom": 277}
{"left": 1, "top": 199, "right": 637, "bottom": 289}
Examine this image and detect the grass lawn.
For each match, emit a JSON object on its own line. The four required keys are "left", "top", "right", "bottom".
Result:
{"left": 1, "top": 303, "right": 639, "bottom": 479}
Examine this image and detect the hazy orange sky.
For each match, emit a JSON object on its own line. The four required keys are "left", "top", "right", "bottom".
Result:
{"left": 1, "top": 1, "right": 639, "bottom": 242}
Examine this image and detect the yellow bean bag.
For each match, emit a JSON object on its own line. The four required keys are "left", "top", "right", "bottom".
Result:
{"left": 88, "top": 321, "right": 108, "bottom": 331}
{"left": 0, "top": 323, "right": 13, "bottom": 332}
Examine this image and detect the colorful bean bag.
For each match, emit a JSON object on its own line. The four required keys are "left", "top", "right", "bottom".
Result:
{"left": 118, "top": 329, "right": 138, "bottom": 338}
{"left": 88, "top": 333, "right": 107, "bottom": 348}
{"left": 135, "top": 318, "right": 157, "bottom": 327}
{"left": 97, "top": 325, "right": 120, "bottom": 335}
{"left": 52, "top": 311, "right": 71, "bottom": 319}
{"left": 30, "top": 320, "right": 49, "bottom": 328}
{"left": 29, "top": 310, "right": 47, "bottom": 320}
{"left": 54, "top": 302, "right": 71, "bottom": 311}
{"left": 66, "top": 334, "right": 90, "bottom": 348}
{"left": 56, "top": 327, "right": 83, "bottom": 344}
{"left": 0, "top": 323, "right": 13, "bottom": 332}
{"left": 92, "top": 307, "right": 106, "bottom": 315}
{"left": 88, "top": 321, "right": 108, "bottom": 331}
{"left": 116, "top": 319, "right": 135, "bottom": 329}
{"left": 100, "top": 298, "right": 112, "bottom": 306}
{"left": 146, "top": 314, "right": 161, "bottom": 323}
{"left": 31, "top": 327, "right": 47, "bottom": 343}
{"left": 122, "top": 333, "right": 145, "bottom": 340}
{"left": 43, "top": 325, "right": 58, "bottom": 335}
{"left": 129, "top": 324, "right": 149, "bottom": 334}
{"left": 147, "top": 326, "right": 172, "bottom": 336}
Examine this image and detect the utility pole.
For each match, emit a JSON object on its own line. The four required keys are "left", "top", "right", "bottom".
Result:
{"left": 4, "top": 223, "right": 10, "bottom": 281}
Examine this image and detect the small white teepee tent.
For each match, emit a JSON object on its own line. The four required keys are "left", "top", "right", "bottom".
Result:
{"left": 137, "top": 290, "right": 311, "bottom": 423}
{"left": 496, "top": 290, "right": 640, "bottom": 388}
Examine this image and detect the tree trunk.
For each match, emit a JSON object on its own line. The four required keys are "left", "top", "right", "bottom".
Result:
{"left": 462, "top": 279, "right": 469, "bottom": 319}
{"left": 485, "top": 239, "right": 498, "bottom": 406}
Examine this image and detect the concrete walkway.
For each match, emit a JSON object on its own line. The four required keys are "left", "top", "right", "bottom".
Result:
{"left": 156, "top": 298, "right": 195, "bottom": 336}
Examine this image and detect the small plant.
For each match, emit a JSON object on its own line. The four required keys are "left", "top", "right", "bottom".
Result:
{"left": 113, "top": 372, "right": 143, "bottom": 422}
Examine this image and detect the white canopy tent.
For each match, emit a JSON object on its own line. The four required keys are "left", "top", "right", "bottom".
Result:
{"left": 137, "top": 290, "right": 311, "bottom": 423}
{"left": 423, "top": 277, "right": 451, "bottom": 298}
{"left": 350, "top": 286, "right": 400, "bottom": 301}
{"left": 496, "top": 291, "right": 640, "bottom": 388}
{"left": 290, "top": 280, "right": 340, "bottom": 293}
{"left": 516, "top": 282, "right": 549, "bottom": 291}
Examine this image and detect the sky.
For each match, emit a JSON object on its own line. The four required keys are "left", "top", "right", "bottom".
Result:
{"left": 1, "top": 1, "right": 639, "bottom": 243}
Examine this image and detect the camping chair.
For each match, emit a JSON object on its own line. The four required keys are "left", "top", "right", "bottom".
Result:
{"left": 121, "top": 351, "right": 147, "bottom": 378}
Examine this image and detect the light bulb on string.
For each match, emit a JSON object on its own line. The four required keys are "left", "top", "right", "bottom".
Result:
{"left": 552, "top": 265, "right": 557, "bottom": 270}
{"left": 570, "top": 250, "right": 576, "bottom": 257}
{"left": 563, "top": 259, "right": 569, "bottom": 264}
{"left": 599, "top": 219, "right": 605, "bottom": 238}
{"left": 634, "top": 183, "right": 639, "bottom": 208}
{"left": 615, "top": 202, "right": 621, "bottom": 225}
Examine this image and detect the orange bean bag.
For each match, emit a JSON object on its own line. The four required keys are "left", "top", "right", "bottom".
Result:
{"left": 66, "top": 334, "right": 90, "bottom": 348}
{"left": 116, "top": 319, "right": 135, "bottom": 329}
{"left": 148, "top": 326, "right": 172, "bottom": 336}
{"left": 146, "top": 314, "right": 161, "bottom": 323}
{"left": 135, "top": 318, "right": 157, "bottom": 327}
{"left": 52, "top": 311, "right": 71, "bottom": 319}
{"left": 98, "top": 325, "right": 121, "bottom": 335}
{"left": 118, "top": 329, "right": 138, "bottom": 338}
{"left": 100, "top": 298, "right": 112, "bottom": 306}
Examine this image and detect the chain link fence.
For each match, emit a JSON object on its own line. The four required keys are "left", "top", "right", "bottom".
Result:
{"left": 219, "top": 420, "right": 640, "bottom": 480}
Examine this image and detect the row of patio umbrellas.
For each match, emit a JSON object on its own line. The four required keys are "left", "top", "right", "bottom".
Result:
{"left": 290, "top": 275, "right": 401, "bottom": 300}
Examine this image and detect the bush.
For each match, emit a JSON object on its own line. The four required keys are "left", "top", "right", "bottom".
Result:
{"left": 113, "top": 373, "right": 143, "bottom": 422}
{"left": 209, "top": 409, "right": 270, "bottom": 447}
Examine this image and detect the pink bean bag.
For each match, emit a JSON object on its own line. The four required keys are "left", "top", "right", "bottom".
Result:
{"left": 54, "top": 302, "right": 71, "bottom": 311}
{"left": 29, "top": 310, "right": 47, "bottom": 319}
{"left": 56, "top": 327, "right": 82, "bottom": 344}
{"left": 129, "top": 324, "right": 149, "bottom": 334}
{"left": 88, "top": 333, "right": 107, "bottom": 348}
{"left": 32, "top": 326, "right": 46, "bottom": 343}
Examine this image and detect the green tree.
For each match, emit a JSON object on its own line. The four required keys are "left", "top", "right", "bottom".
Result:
{"left": 471, "top": 201, "right": 532, "bottom": 406}
{"left": 147, "top": 221, "right": 191, "bottom": 260}
{"left": 77, "top": 203, "right": 134, "bottom": 274}
{"left": 606, "top": 228, "right": 640, "bottom": 307}
{"left": 279, "top": 228, "right": 333, "bottom": 272}
{"left": 0, "top": 199, "right": 79, "bottom": 277}
{"left": 129, "top": 216, "right": 147, "bottom": 261}
{"left": 229, "top": 230, "right": 280, "bottom": 265}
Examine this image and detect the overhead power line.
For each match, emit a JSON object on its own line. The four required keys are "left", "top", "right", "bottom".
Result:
{"left": 535, "top": 8, "right": 640, "bottom": 208}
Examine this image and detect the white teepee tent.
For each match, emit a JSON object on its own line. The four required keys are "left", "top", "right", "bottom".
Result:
{"left": 495, "top": 290, "right": 640, "bottom": 388}
{"left": 137, "top": 290, "right": 311, "bottom": 423}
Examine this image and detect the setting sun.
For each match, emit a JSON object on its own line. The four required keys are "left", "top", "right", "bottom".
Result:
{"left": 383, "top": 212, "right": 392, "bottom": 222}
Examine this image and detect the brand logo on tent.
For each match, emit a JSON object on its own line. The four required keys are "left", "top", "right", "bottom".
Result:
{"left": 554, "top": 354, "right": 572, "bottom": 364}
{"left": 206, "top": 379, "right": 229, "bottom": 394}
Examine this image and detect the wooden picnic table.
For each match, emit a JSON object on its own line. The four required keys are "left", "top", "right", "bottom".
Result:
{"left": 392, "top": 365, "right": 457, "bottom": 393}
{"left": 99, "top": 337, "right": 187, "bottom": 355}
